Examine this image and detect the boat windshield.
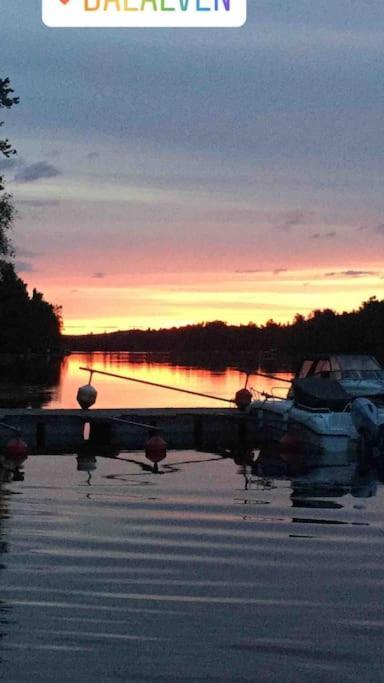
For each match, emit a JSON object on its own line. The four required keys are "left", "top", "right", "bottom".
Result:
{"left": 335, "top": 355, "right": 383, "bottom": 380}
{"left": 297, "top": 355, "right": 384, "bottom": 381}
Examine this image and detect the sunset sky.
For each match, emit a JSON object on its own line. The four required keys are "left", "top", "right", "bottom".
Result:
{"left": 1, "top": 0, "right": 384, "bottom": 333}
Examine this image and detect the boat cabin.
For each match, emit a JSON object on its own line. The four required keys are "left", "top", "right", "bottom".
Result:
{"left": 289, "top": 355, "right": 384, "bottom": 411}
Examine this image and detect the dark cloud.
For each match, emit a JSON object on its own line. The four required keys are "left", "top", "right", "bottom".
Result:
{"left": 86, "top": 152, "right": 99, "bottom": 160}
{"left": 15, "top": 247, "right": 40, "bottom": 258}
{"left": 273, "top": 269, "right": 288, "bottom": 275}
{"left": 14, "top": 260, "right": 35, "bottom": 273}
{"left": 92, "top": 272, "right": 106, "bottom": 279}
{"left": 277, "top": 210, "right": 306, "bottom": 232}
{"left": 375, "top": 224, "right": 384, "bottom": 234}
{"left": 325, "top": 270, "right": 379, "bottom": 278}
{"left": 14, "top": 162, "right": 61, "bottom": 183}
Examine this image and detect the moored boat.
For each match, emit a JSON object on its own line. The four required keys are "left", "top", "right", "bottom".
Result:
{"left": 249, "top": 354, "right": 384, "bottom": 459}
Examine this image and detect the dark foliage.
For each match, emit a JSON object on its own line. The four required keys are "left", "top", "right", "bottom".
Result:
{"left": 65, "top": 298, "right": 384, "bottom": 363}
{"left": 0, "top": 77, "right": 62, "bottom": 353}
{"left": 0, "top": 77, "right": 19, "bottom": 162}
{"left": 0, "top": 263, "right": 62, "bottom": 352}
{"left": 0, "top": 77, "right": 18, "bottom": 256}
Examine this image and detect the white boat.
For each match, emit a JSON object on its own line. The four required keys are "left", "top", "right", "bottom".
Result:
{"left": 249, "top": 354, "right": 384, "bottom": 460}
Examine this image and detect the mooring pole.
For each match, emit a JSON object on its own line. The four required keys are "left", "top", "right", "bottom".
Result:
{"left": 79, "top": 367, "right": 236, "bottom": 405}
{"left": 0, "top": 422, "right": 21, "bottom": 434}
{"left": 112, "top": 416, "right": 162, "bottom": 431}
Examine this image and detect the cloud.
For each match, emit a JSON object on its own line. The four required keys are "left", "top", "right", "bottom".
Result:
{"left": 14, "top": 260, "right": 35, "bottom": 273}
{"left": 310, "top": 231, "right": 336, "bottom": 239}
{"left": 17, "top": 199, "right": 60, "bottom": 207}
{"left": 86, "top": 152, "right": 99, "bottom": 160}
{"left": 375, "top": 224, "right": 384, "bottom": 234}
{"left": 325, "top": 270, "right": 379, "bottom": 278}
{"left": 235, "top": 268, "right": 288, "bottom": 275}
{"left": 0, "top": 157, "right": 20, "bottom": 172}
{"left": 45, "top": 149, "right": 61, "bottom": 159}
{"left": 14, "top": 162, "right": 61, "bottom": 183}
{"left": 15, "top": 247, "right": 40, "bottom": 258}
{"left": 235, "top": 269, "right": 261, "bottom": 274}
{"left": 277, "top": 210, "right": 307, "bottom": 232}
{"left": 92, "top": 272, "right": 106, "bottom": 279}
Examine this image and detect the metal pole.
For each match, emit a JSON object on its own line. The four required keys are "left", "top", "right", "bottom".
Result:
{"left": 79, "top": 367, "right": 236, "bottom": 404}
{"left": 112, "top": 417, "right": 162, "bottom": 431}
{"left": 0, "top": 422, "right": 21, "bottom": 434}
{"left": 251, "top": 371, "right": 292, "bottom": 384}
{"left": 260, "top": 392, "right": 287, "bottom": 400}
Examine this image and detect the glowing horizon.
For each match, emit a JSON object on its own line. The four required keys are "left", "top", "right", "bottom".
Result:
{"left": 25, "top": 267, "right": 384, "bottom": 335}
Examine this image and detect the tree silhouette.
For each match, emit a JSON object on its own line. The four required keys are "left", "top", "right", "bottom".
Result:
{"left": 0, "top": 77, "right": 18, "bottom": 259}
{"left": 0, "top": 77, "right": 62, "bottom": 354}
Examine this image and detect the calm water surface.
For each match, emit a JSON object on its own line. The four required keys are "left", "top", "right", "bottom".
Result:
{"left": 0, "top": 352, "right": 292, "bottom": 409}
{"left": 1, "top": 449, "right": 384, "bottom": 681}
{"left": 1, "top": 353, "right": 384, "bottom": 681}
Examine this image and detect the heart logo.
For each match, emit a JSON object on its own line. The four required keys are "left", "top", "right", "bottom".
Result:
{"left": 59, "top": 0, "right": 71, "bottom": 4}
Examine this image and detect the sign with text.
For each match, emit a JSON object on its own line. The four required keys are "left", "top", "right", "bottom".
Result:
{"left": 43, "top": 0, "right": 247, "bottom": 28}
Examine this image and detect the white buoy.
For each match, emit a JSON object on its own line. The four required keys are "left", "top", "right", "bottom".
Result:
{"left": 77, "top": 383, "right": 97, "bottom": 410}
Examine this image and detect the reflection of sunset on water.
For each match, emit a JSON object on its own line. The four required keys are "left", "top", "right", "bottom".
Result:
{"left": 49, "top": 353, "right": 292, "bottom": 409}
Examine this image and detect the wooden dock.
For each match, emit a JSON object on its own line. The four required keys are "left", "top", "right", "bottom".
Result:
{"left": 0, "top": 408, "right": 260, "bottom": 453}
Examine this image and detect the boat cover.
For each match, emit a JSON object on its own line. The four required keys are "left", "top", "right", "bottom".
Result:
{"left": 292, "top": 377, "right": 351, "bottom": 412}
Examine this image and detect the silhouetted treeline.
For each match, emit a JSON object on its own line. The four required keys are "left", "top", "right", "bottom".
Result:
{"left": 65, "top": 297, "right": 384, "bottom": 362}
{"left": 0, "top": 263, "right": 62, "bottom": 353}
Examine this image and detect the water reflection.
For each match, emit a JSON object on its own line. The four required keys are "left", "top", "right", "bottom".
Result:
{"left": 71, "top": 438, "right": 384, "bottom": 512}
{"left": 226, "top": 446, "right": 383, "bottom": 508}
{"left": 0, "top": 350, "right": 295, "bottom": 418}
{"left": 22, "top": 352, "right": 292, "bottom": 410}
{"left": 1, "top": 447, "right": 384, "bottom": 681}
{"left": 0, "top": 452, "right": 27, "bottom": 484}
{"left": 0, "top": 465, "right": 13, "bottom": 660}
{"left": 0, "top": 357, "right": 62, "bottom": 409}
{"left": 76, "top": 452, "right": 98, "bottom": 486}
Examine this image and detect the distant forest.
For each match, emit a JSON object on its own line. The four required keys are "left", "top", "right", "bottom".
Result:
{"left": 65, "top": 297, "right": 384, "bottom": 361}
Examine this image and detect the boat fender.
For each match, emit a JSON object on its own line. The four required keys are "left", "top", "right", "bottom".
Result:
{"left": 5, "top": 437, "right": 29, "bottom": 464}
{"left": 145, "top": 435, "right": 167, "bottom": 464}
{"left": 235, "top": 388, "right": 252, "bottom": 411}
{"left": 77, "top": 384, "right": 98, "bottom": 410}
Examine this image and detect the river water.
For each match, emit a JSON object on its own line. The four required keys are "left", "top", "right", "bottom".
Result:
{"left": 1, "top": 353, "right": 384, "bottom": 681}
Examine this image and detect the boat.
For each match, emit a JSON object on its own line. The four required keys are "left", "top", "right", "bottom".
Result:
{"left": 249, "top": 354, "right": 384, "bottom": 460}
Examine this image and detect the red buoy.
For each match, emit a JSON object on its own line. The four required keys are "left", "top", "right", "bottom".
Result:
{"left": 279, "top": 432, "right": 299, "bottom": 454}
{"left": 145, "top": 435, "right": 167, "bottom": 464}
{"left": 234, "top": 388, "right": 252, "bottom": 411}
{"left": 6, "top": 437, "right": 29, "bottom": 464}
